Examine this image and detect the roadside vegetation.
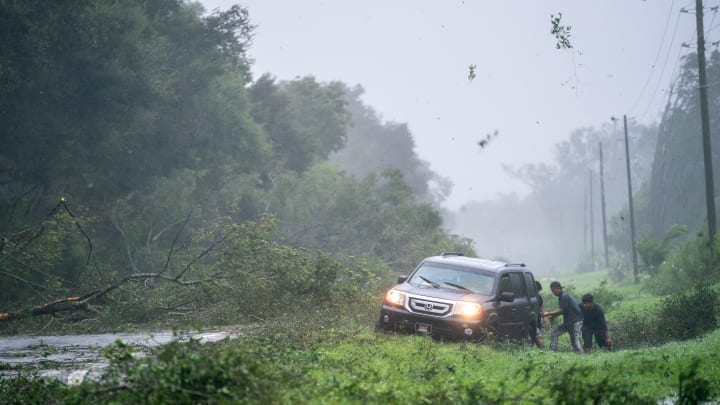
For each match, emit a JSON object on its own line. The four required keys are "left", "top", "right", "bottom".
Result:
{"left": 2, "top": 235, "right": 720, "bottom": 403}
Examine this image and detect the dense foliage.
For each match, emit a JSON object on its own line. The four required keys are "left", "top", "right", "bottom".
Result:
{"left": 0, "top": 0, "right": 472, "bottom": 325}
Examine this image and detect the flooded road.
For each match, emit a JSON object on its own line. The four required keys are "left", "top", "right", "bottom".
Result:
{"left": 0, "top": 329, "right": 244, "bottom": 385}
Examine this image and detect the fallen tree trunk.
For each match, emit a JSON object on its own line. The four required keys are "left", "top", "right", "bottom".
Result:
{"left": 0, "top": 270, "right": 206, "bottom": 322}
{"left": 0, "top": 289, "right": 101, "bottom": 321}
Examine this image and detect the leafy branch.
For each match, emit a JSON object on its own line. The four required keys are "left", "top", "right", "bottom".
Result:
{"left": 551, "top": 13, "right": 573, "bottom": 49}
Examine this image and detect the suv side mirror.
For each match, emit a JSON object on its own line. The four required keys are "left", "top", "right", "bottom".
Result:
{"left": 397, "top": 275, "right": 408, "bottom": 284}
{"left": 499, "top": 292, "right": 515, "bottom": 302}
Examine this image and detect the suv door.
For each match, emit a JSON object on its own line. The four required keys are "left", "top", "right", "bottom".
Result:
{"left": 496, "top": 272, "right": 530, "bottom": 338}
{"left": 523, "top": 271, "right": 540, "bottom": 326}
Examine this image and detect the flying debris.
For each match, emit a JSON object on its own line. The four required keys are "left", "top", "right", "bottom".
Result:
{"left": 477, "top": 130, "right": 499, "bottom": 149}
{"left": 468, "top": 64, "right": 477, "bottom": 81}
{"left": 550, "top": 12, "right": 572, "bottom": 49}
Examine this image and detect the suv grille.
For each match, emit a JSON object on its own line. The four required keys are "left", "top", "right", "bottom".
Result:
{"left": 408, "top": 297, "right": 453, "bottom": 316}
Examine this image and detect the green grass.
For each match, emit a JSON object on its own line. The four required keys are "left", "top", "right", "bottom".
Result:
{"left": 24, "top": 324, "right": 712, "bottom": 404}
{"left": 266, "top": 328, "right": 718, "bottom": 404}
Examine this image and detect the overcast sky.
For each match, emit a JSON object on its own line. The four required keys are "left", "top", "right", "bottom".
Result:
{"left": 199, "top": 0, "right": 707, "bottom": 209}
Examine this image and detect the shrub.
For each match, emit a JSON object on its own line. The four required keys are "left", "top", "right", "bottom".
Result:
{"left": 85, "top": 339, "right": 279, "bottom": 404}
{"left": 610, "top": 309, "right": 659, "bottom": 349}
{"left": 636, "top": 224, "right": 688, "bottom": 275}
{"left": 677, "top": 358, "right": 716, "bottom": 404}
{"left": 0, "top": 375, "right": 67, "bottom": 405}
{"left": 548, "top": 366, "right": 654, "bottom": 404}
{"left": 656, "top": 286, "right": 718, "bottom": 341}
{"left": 647, "top": 234, "right": 719, "bottom": 295}
{"left": 611, "top": 286, "right": 718, "bottom": 348}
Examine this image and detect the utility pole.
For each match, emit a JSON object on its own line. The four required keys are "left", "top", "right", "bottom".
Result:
{"left": 599, "top": 143, "right": 610, "bottom": 268}
{"left": 696, "top": 0, "right": 717, "bottom": 244}
{"left": 589, "top": 170, "right": 595, "bottom": 270}
{"left": 624, "top": 115, "right": 639, "bottom": 284}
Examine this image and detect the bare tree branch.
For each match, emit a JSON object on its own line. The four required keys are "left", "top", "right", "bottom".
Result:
{"left": 162, "top": 210, "right": 193, "bottom": 275}
{"left": 60, "top": 199, "right": 103, "bottom": 284}
{"left": 173, "top": 228, "right": 236, "bottom": 281}
{"left": 17, "top": 199, "right": 64, "bottom": 250}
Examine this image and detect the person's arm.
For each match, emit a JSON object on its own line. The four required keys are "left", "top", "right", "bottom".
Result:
{"left": 599, "top": 306, "right": 612, "bottom": 349}
{"left": 544, "top": 294, "right": 566, "bottom": 317}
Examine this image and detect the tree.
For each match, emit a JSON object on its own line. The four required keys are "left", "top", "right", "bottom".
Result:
{"left": 0, "top": 0, "right": 264, "bottom": 212}
{"left": 249, "top": 75, "right": 351, "bottom": 173}
{"left": 647, "top": 51, "right": 720, "bottom": 238}
{"left": 330, "top": 85, "right": 452, "bottom": 207}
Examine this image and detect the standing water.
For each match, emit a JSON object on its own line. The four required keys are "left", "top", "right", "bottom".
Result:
{"left": 0, "top": 329, "right": 242, "bottom": 385}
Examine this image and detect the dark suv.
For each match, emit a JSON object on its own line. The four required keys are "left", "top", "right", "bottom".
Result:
{"left": 376, "top": 253, "right": 540, "bottom": 342}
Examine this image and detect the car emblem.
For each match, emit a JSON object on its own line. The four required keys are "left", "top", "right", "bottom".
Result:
{"left": 425, "top": 303, "right": 434, "bottom": 310}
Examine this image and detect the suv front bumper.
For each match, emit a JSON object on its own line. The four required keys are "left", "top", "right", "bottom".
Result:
{"left": 378, "top": 304, "right": 489, "bottom": 340}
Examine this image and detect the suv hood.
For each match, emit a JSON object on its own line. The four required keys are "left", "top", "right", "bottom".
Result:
{"left": 392, "top": 283, "right": 493, "bottom": 302}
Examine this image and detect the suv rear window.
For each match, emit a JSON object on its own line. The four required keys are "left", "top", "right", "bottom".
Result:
{"left": 408, "top": 262, "right": 495, "bottom": 295}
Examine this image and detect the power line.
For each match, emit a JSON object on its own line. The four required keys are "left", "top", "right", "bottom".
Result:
{"left": 645, "top": 1, "right": 720, "bottom": 120}
{"left": 627, "top": 0, "right": 677, "bottom": 116}
{"left": 636, "top": 4, "right": 704, "bottom": 123}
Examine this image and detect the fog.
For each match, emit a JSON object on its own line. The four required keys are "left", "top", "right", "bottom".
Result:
{"left": 199, "top": 0, "right": 705, "bottom": 273}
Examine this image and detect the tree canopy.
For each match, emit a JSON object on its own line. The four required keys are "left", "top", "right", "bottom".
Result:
{"left": 0, "top": 0, "right": 469, "bottom": 319}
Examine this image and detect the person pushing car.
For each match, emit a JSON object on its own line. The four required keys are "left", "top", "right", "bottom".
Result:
{"left": 542, "top": 281, "right": 584, "bottom": 354}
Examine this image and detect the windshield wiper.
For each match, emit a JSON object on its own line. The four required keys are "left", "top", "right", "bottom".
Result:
{"left": 418, "top": 275, "right": 440, "bottom": 288}
{"left": 443, "top": 281, "right": 474, "bottom": 294}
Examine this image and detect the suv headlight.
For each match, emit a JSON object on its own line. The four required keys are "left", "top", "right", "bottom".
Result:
{"left": 384, "top": 289, "right": 406, "bottom": 306}
{"left": 454, "top": 301, "right": 481, "bottom": 317}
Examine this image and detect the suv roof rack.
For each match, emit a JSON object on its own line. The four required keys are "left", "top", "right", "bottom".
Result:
{"left": 504, "top": 263, "right": 526, "bottom": 267}
{"left": 440, "top": 252, "right": 465, "bottom": 257}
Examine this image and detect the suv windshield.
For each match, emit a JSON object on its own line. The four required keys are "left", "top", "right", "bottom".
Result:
{"left": 408, "top": 263, "right": 494, "bottom": 295}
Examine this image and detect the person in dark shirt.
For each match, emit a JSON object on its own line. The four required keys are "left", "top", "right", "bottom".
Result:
{"left": 580, "top": 294, "right": 612, "bottom": 352}
{"left": 543, "top": 281, "right": 584, "bottom": 354}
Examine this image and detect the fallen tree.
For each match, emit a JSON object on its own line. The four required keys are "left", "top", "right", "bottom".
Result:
{"left": 1, "top": 197, "right": 377, "bottom": 328}
{"left": 0, "top": 199, "right": 232, "bottom": 323}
